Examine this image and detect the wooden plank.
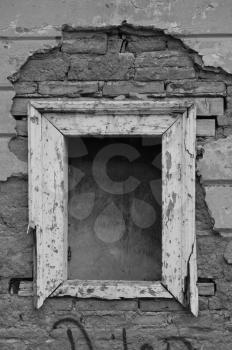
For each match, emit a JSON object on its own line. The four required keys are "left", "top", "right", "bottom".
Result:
{"left": 12, "top": 98, "right": 224, "bottom": 117}
{"left": 46, "top": 114, "right": 177, "bottom": 136}
{"left": 196, "top": 119, "right": 215, "bottom": 137}
{"left": 0, "top": 0, "right": 232, "bottom": 36}
{"left": 162, "top": 105, "right": 198, "bottom": 316}
{"left": 51, "top": 280, "right": 172, "bottom": 299}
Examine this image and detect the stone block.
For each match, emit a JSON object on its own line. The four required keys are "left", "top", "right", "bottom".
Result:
{"left": 103, "top": 81, "right": 164, "bottom": 96}
{"left": 15, "top": 53, "right": 69, "bottom": 82}
{"left": 166, "top": 81, "right": 226, "bottom": 96}
{"left": 205, "top": 185, "right": 232, "bottom": 232}
{"left": 62, "top": 32, "right": 107, "bottom": 54}
{"left": 126, "top": 35, "right": 166, "bottom": 53}
{"left": 197, "top": 135, "right": 232, "bottom": 181}
{"left": 68, "top": 53, "right": 134, "bottom": 80}
{"left": 38, "top": 81, "right": 99, "bottom": 96}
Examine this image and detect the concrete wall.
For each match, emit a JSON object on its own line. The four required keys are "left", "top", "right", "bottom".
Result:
{"left": 1, "top": 2, "right": 232, "bottom": 349}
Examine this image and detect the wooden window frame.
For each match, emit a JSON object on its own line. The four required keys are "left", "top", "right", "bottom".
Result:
{"left": 27, "top": 99, "right": 198, "bottom": 316}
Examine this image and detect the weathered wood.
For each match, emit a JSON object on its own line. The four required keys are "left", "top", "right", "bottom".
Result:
{"left": 31, "top": 99, "right": 192, "bottom": 114}
{"left": 17, "top": 281, "right": 214, "bottom": 298}
{"left": 181, "top": 105, "right": 198, "bottom": 316}
{"left": 28, "top": 99, "right": 198, "bottom": 313}
{"left": 51, "top": 280, "right": 172, "bottom": 299}
{"left": 13, "top": 97, "right": 224, "bottom": 117}
{"left": 162, "top": 105, "right": 198, "bottom": 316}
{"left": 28, "top": 104, "right": 68, "bottom": 308}
{"left": 196, "top": 119, "right": 215, "bottom": 137}
{"left": 14, "top": 118, "right": 215, "bottom": 137}
{"left": 45, "top": 113, "right": 177, "bottom": 136}
{"left": 28, "top": 104, "right": 43, "bottom": 307}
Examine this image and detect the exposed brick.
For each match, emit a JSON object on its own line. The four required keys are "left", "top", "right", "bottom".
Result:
{"left": 197, "top": 135, "right": 232, "bottom": 181}
{"left": 14, "top": 82, "right": 37, "bottom": 95}
{"left": 68, "top": 53, "right": 134, "bottom": 80}
{"left": 223, "top": 126, "right": 232, "bottom": 136}
{"left": 62, "top": 32, "right": 107, "bottom": 54}
{"left": 38, "top": 81, "right": 99, "bottom": 96}
{"left": 227, "top": 85, "right": 232, "bottom": 95}
{"left": 126, "top": 35, "right": 166, "bottom": 53}
{"left": 139, "top": 299, "right": 184, "bottom": 312}
{"left": 0, "top": 340, "right": 27, "bottom": 350}
{"left": 17, "top": 53, "right": 69, "bottom": 81}
{"left": 107, "top": 35, "right": 123, "bottom": 53}
{"left": 166, "top": 80, "right": 226, "bottom": 96}
{"left": 0, "top": 278, "right": 10, "bottom": 294}
{"left": 0, "top": 234, "right": 32, "bottom": 277}
{"left": 74, "top": 299, "right": 137, "bottom": 311}
{"left": 217, "top": 115, "right": 232, "bottom": 126}
{"left": 197, "top": 235, "right": 227, "bottom": 279}
{"left": 167, "top": 339, "right": 194, "bottom": 350}
{"left": 199, "top": 297, "right": 209, "bottom": 311}
{"left": 135, "top": 50, "right": 193, "bottom": 68}
{"left": 103, "top": 80, "right": 164, "bottom": 96}
{"left": 209, "top": 281, "right": 232, "bottom": 311}
{"left": 134, "top": 51, "right": 195, "bottom": 80}
{"left": 135, "top": 67, "right": 195, "bottom": 81}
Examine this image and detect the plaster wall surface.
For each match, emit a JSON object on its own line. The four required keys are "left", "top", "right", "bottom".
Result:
{"left": 0, "top": 2, "right": 232, "bottom": 349}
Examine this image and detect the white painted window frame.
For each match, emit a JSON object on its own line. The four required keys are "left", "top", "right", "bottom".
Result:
{"left": 27, "top": 99, "right": 198, "bottom": 316}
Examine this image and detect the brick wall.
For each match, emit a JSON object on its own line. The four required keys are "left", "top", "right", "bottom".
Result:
{"left": 1, "top": 24, "right": 232, "bottom": 349}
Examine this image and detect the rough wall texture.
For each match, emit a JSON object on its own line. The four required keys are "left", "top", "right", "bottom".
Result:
{"left": 1, "top": 23, "right": 232, "bottom": 349}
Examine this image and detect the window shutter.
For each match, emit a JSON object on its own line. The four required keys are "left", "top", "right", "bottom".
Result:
{"left": 162, "top": 105, "right": 198, "bottom": 316}
{"left": 28, "top": 105, "right": 68, "bottom": 308}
